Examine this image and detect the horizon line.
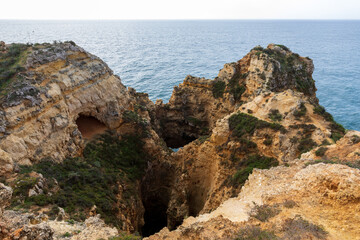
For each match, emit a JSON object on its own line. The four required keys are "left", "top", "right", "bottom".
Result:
{"left": 1, "top": 18, "right": 360, "bottom": 21}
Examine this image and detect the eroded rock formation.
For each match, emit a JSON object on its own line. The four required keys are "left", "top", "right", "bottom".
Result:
{"left": 0, "top": 41, "right": 358, "bottom": 240}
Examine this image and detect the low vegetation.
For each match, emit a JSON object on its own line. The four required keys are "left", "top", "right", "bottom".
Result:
{"left": 293, "top": 102, "right": 307, "bottom": 119}
{"left": 252, "top": 45, "right": 315, "bottom": 95}
{"left": 0, "top": 43, "right": 29, "bottom": 91}
{"left": 268, "top": 109, "right": 282, "bottom": 122}
{"left": 250, "top": 203, "right": 281, "bottom": 222}
{"left": 212, "top": 80, "right": 226, "bottom": 98}
{"left": 229, "top": 112, "right": 285, "bottom": 139}
{"left": 282, "top": 215, "right": 328, "bottom": 239}
{"left": 10, "top": 131, "right": 148, "bottom": 228}
{"left": 235, "top": 225, "right": 277, "bottom": 240}
{"left": 306, "top": 159, "right": 360, "bottom": 170}
{"left": 231, "top": 155, "right": 278, "bottom": 187}
{"left": 313, "top": 104, "right": 345, "bottom": 142}
{"left": 315, "top": 147, "right": 328, "bottom": 157}
{"left": 108, "top": 233, "right": 141, "bottom": 240}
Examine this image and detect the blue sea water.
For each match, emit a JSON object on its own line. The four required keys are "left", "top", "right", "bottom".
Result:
{"left": 0, "top": 20, "right": 359, "bottom": 130}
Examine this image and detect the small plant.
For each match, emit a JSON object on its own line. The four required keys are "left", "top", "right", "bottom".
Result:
{"left": 250, "top": 203, "right": 281, "bottom": 222}
{"left": 196, "top": 135, "right": 210, "bottom": 144}
{"left": 260, "top": 72, "right": 266, "bottom": 80}
{"left": 293, "top": 102, "right": 307, "bottom": 119}
{"left": 282, "top": 215, "right": 327, "bottom": 239}
{"left": 283, "top": 200, "right": 297, "bottom": 208}
{"left": 315, "top": 147, "right": 328, "bottom": 157}
{"left": 235, "top": 225, "right": 278, "bottom": 240}
{"left": 252, "top": 46, "right": 264, "bottom": 51}
{"left": 297, "top": 137, "right": 317, "bottom": 154}
{"left": 263, "top": 139, "right": 272, "bottom": 146}
{"left": 62, "top": 232, "right": 72, "bottom": 238}
{"left": 212, "top": 80, "right": 226, "bottom": 98}
{"left": 268, "top": 109, "right": 282, "bottom": 122}
{"left": 351, "top": 135, "right": 360, "bottom": 144}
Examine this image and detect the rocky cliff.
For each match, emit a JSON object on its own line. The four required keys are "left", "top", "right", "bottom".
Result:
{"left": 0, "top": 41, "right": 358, "bottom": 240}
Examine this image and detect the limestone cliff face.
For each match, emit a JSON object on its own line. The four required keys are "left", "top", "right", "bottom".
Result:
{"left": 0, "top": 42, "right": 357, "bottom": 240}
{"left": 0, "top": 42, "right": 153, "bottom": 174}
{"left": 147, "top": 163, "right": 360, "bottom": 240}
{"left": 162, "top": 44, "right": 345, "bottom": 226}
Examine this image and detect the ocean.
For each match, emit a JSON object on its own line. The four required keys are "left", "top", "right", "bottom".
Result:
{"left": 0, "top": 20, "right": 359, "bottom": 130}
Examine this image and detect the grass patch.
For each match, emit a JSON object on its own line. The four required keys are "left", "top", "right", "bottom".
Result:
{"left": 315, "top": 147, "right": 328, "bottom": 157}
{"left": 250, "top": 203, "right": 281, "bottom": 222}
{"left": 212, "top": 80, "right": 226, "bottom": 98}
{"left": 231, "top": 155, "right": 278, "bottom": 187}
{"left": 229, "top": 112, "right": 285, "bottom": 139}
{"left": 235, "top": 225, "right": 278, "bottom": 240}
{"left": 12, "top": 132, "right": 148, "bottom": 228}
{"left": 0, "top": 43, "right": 30, "bottom": 91}
{"left": 268, "top": 109, "right": 282, "bottom": 122}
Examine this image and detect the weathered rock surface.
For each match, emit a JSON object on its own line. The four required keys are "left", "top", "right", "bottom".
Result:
{"left": 147, "top": 163, "right": 360, "bottom": 240}
{"left": 0, "top": 42, "right": 358, "bottom": 240}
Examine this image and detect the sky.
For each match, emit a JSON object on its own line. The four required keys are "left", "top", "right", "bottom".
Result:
{"left": 2, "top": 0, "right": 360, "bottom": 20}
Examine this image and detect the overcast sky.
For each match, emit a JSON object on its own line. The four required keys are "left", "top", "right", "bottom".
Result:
{"left": 2, "top": 0, "right": 360, "bottom": 20}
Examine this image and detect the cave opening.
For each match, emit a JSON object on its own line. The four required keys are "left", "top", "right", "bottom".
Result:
{"left": 141, "top": 199, "right": 169, "bottom": 237}
{"left": 140, "top": 162, "right": 175, "bottom": 237}
{"left": 164, "top": 133, "right": 197, "bottom": 149}
{"left": 75, "top": 115, "right": 108, "bottom": 139}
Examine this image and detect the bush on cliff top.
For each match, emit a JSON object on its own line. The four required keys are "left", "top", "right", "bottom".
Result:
{"left": 0, "top": 43, "right": 29, "bottom": 90}
{"left": 313, "top": 104, "right": 346, "bottom": 142}
{"left": 231, "top": 154, "right": 278, "bottom": 187}
{"left": 212, "top": 80, "right": 226, "bottom": 98}
{"left": 229, "top": 112, "right": 285, "bottom": 139}
{"left": 13, "top": 132, "right": 148, "bottom": 227}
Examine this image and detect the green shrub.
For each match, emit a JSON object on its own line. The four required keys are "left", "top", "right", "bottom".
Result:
{"left": 14, "top": 132, "right": 148, "bottom": 228}
{"left": 250, "top": 204, "right": 281, "bottom": 222}
{"left": 231, "top": 155, "right": 278, "bottom": 187}
{"left": 275, "top": 44, "right": 290, "bottom": 51}
{"left": 0, "top": 43, "right": 29, "bottom": 89}
{"left": 252, "top": 46, "right": 264, "bottom": 51}
{"left": 268, "top": 109, "right": 282, "bottom": 122}
{"left": 312, "top": 104, "right": 345, "bottom": 143}
{"left": 235, "top": 225, "right": 278, "bottom": 240}
{"left": 263, "top": 139, "right": 272, "bottom": 146}
{"left": 315, "top": 147, "right": 328, "bottom": 157}
{"left": 297, "top": 137, "right": 317, "bottom": 154}
{"left": 229, "top": 112, "right": 285, "bottom": 139}
{"left": 293, "top": 102, "right": 307, "bottom": 119}
{"left": 212, "top": 80, "right": 226, "bottom": 98}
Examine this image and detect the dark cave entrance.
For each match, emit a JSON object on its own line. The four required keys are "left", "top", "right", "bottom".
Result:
{"left": 164, "top": 133, "right": 197, "bottom": 149}
{"left": 75, "top": 115, "right": 108, "bottom": 139}
{"left": 141, "top": 200, "right": 169, "bottom": 237}
{"left": 140, "top": 162, "right": 175, "bottom": 237}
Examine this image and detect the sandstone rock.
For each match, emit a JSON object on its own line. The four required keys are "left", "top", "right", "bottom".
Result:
{"left": 0, "top": 183, "right": 12, "bottom": 217}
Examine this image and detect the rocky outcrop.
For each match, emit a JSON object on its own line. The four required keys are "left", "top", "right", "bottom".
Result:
{"left": 161, "top": 44, "right": 345, "bottom": 227}
{"left": 0, "top": 42, "right": 154, "bottom": 175}
{"left": 147, "top": 163, "right": 360, "bottom": 240}
{"left": 0, "top": 41, "right": 357, "bottom": 239}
